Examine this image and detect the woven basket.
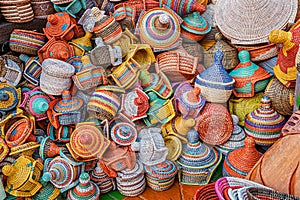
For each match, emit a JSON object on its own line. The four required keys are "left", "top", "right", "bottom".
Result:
{"left": 235, "top": 43, "right": 278, "bottom": 62}
{"left": 9, "top": 29, "right": 46, "bottom": 56}
{"left": 182, "top": 42, "right": 204, "bottom": 63}
{"left": 265, "top": 77, "right": 294, "bottom": 116}
{"left": 203, "top": 33, "right": 238, "bottom": 70}
{"left": 0, "top": 0, "right": 34, "bottom": 23}
{"left": 155, "top": 50, "right": 202, "bottom": 82}
{"left": 50, "top": 0, "right": 72, "bottom": 4}
{"left": 31, "top": 0, "right": 55, "bottom": 19}
{"left": 246, "top": 188, "right": 300, "bottom": 200}
{"left": 193, "top": 183, "right": 219, "bottom": 200}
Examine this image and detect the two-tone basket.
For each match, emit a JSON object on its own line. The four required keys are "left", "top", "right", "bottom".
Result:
{"left": 0, "top": 0, "right": 34, "bottom": 23}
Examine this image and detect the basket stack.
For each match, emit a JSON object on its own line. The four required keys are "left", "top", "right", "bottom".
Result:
{"left": 0, "top": 0, "right": 34, "bottom": 23}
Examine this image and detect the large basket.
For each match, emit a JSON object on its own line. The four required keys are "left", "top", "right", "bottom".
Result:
{"left": 0, "top": 0, "right": 34, "bottom": 23}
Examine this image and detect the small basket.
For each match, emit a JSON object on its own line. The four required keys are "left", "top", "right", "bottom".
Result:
{"left": 9, "top": 29, "right": 46, "bottom": 56}
{"left": 0, "top": 0, "right": 34, "bottom": 23}
{"left": 31, "top": 0, "right": 55, "bottom": 19}
{"left": 193, "top": 183, "right": 219, "bottom": 200}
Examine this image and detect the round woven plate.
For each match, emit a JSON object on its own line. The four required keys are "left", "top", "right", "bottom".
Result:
{"left": 164, "top": 135, "right": 182, "bottom": 161}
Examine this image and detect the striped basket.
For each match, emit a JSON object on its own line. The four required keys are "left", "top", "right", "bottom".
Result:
{"left": 0, "top": 0, "right": 34, "bottom": 23}
{"left": 31, "top": 0, "right": 55, "bottom": 19}
{"left": 246, "top": 188, "right": 300, "bottom": 200}
{"left": 9, "top": 29, "right": 46, "bottom": 56}
{"left": 193, "top": 183, "right": 219, "bottom": 200}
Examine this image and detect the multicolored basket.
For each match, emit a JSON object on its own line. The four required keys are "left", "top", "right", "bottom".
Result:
{"left": 223, "top": 136, "right": 261, "bottom": 178}
{"left": 19, "top": 54, "right": 42, "bottom": 86}
{"left": 177, "top": 129, "right": 222, "bottom": 185}
{"left": 0, "top": 82, "right": 21, "bottom": 113}
{"left": 90, "top": 165, "right": 116, "bottom": 194}
{"left": 159, "top": 0, "right": 206, "bottom": 16}
{"left": 144, "top": 160, "right": 178, "bottom": 191}
{"left": 229, "top": 50, "right": 271, "bottom": 97}
{"left": 31, "top": 178, "right": 61, "bottom": 200}
{"left": 52, "top": 0, "right": 87, "bottom": 19}
{"left": 195, "top": 103, "right": 233, "bottom": 146}
{"left": 9, "top": 29, "right": 46, "bottom": 56}
{"left": 113, "top": 3, "right": 136, "bottom": 30}
{"left": 246, "top": 188, "right": 300, "bottom": 200}
{"left": 235, "top": 43, "right": 278, "bottom": 62}
{"left": 195, "top": 50, "right": 235, "bottom": 103}
{"left": 244, "top": 96, "right": 286, "bottom": 146}
{"left": 193, "top": 183, "right": 219, "bottom": 200}
{"left": 0, "top": 0, "right": 34, "bottom": 23}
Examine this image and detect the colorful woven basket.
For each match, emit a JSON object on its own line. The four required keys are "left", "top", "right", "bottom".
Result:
{"left": 246, "top": 188, "right": 300, "bottom": 200}
{"left": 39, "top": 137, "right": 63, "bottom": 160}
{"left": 116, "top": 160, "right": 146, "bottom": 197}
{"left": 181, "top": 11, "right": 211, "bottom": 42}
{"left": 215, "top": 0, "right": 297, "bottom": 45}
{"left": 52, "top": 0, "right": 86, "bottom": 19}
{"left": 235, "top": 43, "right": 278, "bottom": 62}
{"left": 265, "top": 77, "right": 294, "bottom": 116}
{"left": 31, "top": 178, "right": 61, "bottom": 200}
{"left": 87, "top": 86, "right": 124, "bottom": 121}
{"left": 229, "top": 93, "right": 264, "bottom": 126}
{"left": 223, "top": 136, "right": 261, "bottom": 178}
{"left": 19, "top": 54, "right": 42, "bottom": 86}
{"left": 0, "top": 0, "right": 34, "bottom": 23}
{"left": 40, "top": 58, "right": 75, "bottom": 96}
{"left": 203, "top": 33, "right": 238, "bottom": 70}
{"left": 244, "top": 96, "right": 286, "bottom": 146}
{"left": 9, "top": 29, "right": 46, "bottom": 56}
{"left": 177, "top": 129, "right": 222, "bottom": 185}
{"left": 216, "top": 115, "right": 246, "bottom": 155}
{"left": 229, "top": 50, "right": 271, "bottom": 97}
{"left": 174, "top": 82, "right": 206, "bottom": 119}
{"left": 155, "top": 50, "right": 202, "bottom": 82}
{"left": 144, "top": 160, "right": 178, "bottom": 191}
{"left": 31, "top": 0, "right": 55, "bottom": 19}
{"left": 110, "top": 121, "right": 137, "bottom": 146}
{"left": 67, "top": 172, "right": 100, "bottom": 200}
{"left": 195, "top": 103, "right": 233, "bottom": 146}
{"left": 137, "top": 7, "right": 182, "bottom": 52}
{"left": 195, "top": 50, "right": 235, "bottom": 103}
{"left": 90, "top": 165, "right": 116, "bottom": 194}
{"left": 0, "top": 82, "right": 21, "bottom": 113}
{"left": 0, "top": 138, "right": 9, "bottom": 162}
{"left": 193, "top": 183, "right": 219, "bottom": 200}
{"left": 159, "top": 0, "right": 206, "bottom": 16}
{"left": 131, "top": 127, "right": 168, "bottom": 166}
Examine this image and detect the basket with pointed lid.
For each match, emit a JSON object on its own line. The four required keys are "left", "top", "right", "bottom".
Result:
{"left": 42, "top": 156, "right": 81, "bottom": 191}
{"left": 195, "top": 103, "right": 233, "bottom": 146}
{"left": 203, "top": 33, "right": 238, "bottom": 70}
{"left": 244, "top": 96, "right": 286, "bottom": 146}
{"left": 195, "top": 50, "right": 235, "bottom": 103}
{"left": 223, "top": 136, "right": 261, "bottom": 178}
{"left": 159, "top": 0, "right": 206, "bottom": 16}
{"left": 120, "top": 88, "right": 149, "bottom": 121}
{"left": 215, "top": 0, "right": 297, "bottom": 45}
{"left": 20, "top": 87, "right": 53, "bottom": 121}
{"left": 216, "top": 115, "right": 246, "bottom": 155}
{"left": 229, "top": 50, "right": 271, "bottom": 98}
{"left": 67, "top": 122, "right": 110, "bottom": 162}
{"left": 3, "top": 155, "right": 43, "bottom": 197}
{"left": 67, "top": 172, "right": 100, "bottom": 200}
{"left": 90, "top": 165, "right": 116, "bottom": 194}
{"left": 137, "top": 7, "right": 182, "bottom": 52}
{"left": 116, "top": 160, "right": 146, "bottom": 197}
{"left": 174, "top": 83, "right": 206, "bottom": 119}
{"left": 181, "top": 11, "right": 211, "bottom": 42}
{"left": 139, "top": 69, "right": 173, "bottom": 99}
{"left": 144, "top": 160, "right": 178, "bottom": 191}
{"left": 0, "top": 81, "right": 21, "bottom": 112}
{"left": 32, "top": 178, "right": 60, "bottom": 200}
{"left": 92, "top": 7, "right": 122, "bottom": 44}
{"left": 177, "top": 129, "right": 222, "bottom": 185}
{"left": 131, "top": 127, "right": 168, "bottom": 166}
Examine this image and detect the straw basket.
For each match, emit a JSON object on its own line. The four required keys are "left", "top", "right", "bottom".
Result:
{"left": 31, "top": 0, "right": 55, "bottom": 19}
{"left": 0, "top": 0, "right": 34, "bottom": 23}
{"left": 193, "top": 183, "right": 218, "bottom": 200}
{"left": 246, "top": 188, "right": 300, "bottom": 200}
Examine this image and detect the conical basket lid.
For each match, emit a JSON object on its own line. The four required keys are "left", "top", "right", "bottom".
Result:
{"left": 215, "top": 0, "right": 297, "bottom": 45}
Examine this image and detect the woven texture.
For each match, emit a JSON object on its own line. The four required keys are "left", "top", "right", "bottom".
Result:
{"left": 90, "top": 165, "right": 116, "bottom": 194}
{"left": 177, "top": 129, "right": 222, "bottom": 185}
{"left": 20, "top": 54, "right": 42, "bottom": 86}
{"left": 215, "top": 0, "right": 298, "bottom": 45}
{"left": 195, "top": 50, "right": 235, "bottom": 103}
{"left": 195, "top": 103, "right": 233, "bottom": 146}
{"left": 244, "top": 96, "right": 286, "bottom": 146}
{"left": 0, "top": 82, "right": 20, "bottom": 112}
{"left": 159, "top": 0, "right": 206, "bottom": 16}
{"left": 31, "top": 0, "right": 55, "bottom": 19}
{"left": 193, "top": 183, "right": 219, "bottom": 200}
{"left": 246, "top": 188, "right": 300, "bottom": 200}
{"left": 229, "top": 50, "right": 271, "bottom": 97}
{"left": 0, "top": 0, "right": 34, "bottom": 23}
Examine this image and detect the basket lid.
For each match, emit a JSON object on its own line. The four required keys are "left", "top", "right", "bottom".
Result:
{"left": 181, "top": 12, "right": 211, "bottom": 35}
{"left": 177, "top": 129, "right": 220, "bottom": 168}
{"left": 68, "top": 172, "right": 100, "bottom": 200}
{"left": 54, "top": 90, "right": 83, "bottom": 113}
{"left": 42, "top": 58, "right": 75, "bottom": 78}
{"left": 0, "top": 82, "right": 20, "bottom": 112}
{"left": 244, "top": 96, "right": 286, "bottom": 144}
{"left": 215, "top": 0, "right": 298, "bottom": 45}
{"left": 90, "top": 165, "right": 109, "bottom": 183}
{"left": 164, "top": 135, "right": 182, "bottom": 162}
{"left": 110, "top": 122, "right": 137, "bottom": 146}
{"left": 44, "top": 12, "right": 72, "bottom": 38}
{"left": 196, "top": 50, "right": 235, "bottom": 86}
{"left": 138, "top": 7, "right": 182, "bottom": 50}
{"left": 225, "top": 136, "right": 261, "bottom": 177}
{"left": 144, "top": 160, "right": 178, "bottom": 180}
{"left": 180, "top": 87, "right": 206, "bottom": 108}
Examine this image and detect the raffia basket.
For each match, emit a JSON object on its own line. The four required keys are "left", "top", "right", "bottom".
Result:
{"left": 0, "top": 0, "right": 34, "bottom": 23}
